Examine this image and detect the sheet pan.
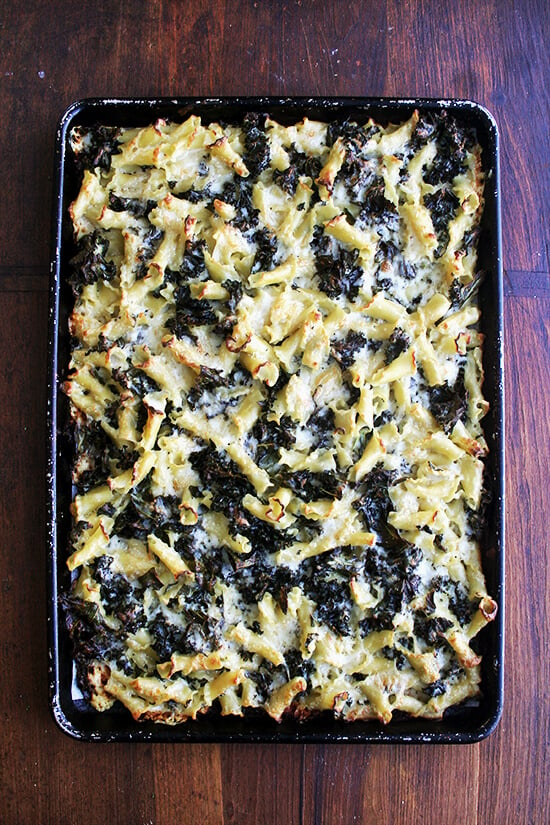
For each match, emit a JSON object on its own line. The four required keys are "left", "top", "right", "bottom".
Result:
{"left": 47, "top": 96, "right": 504, "bottom": 742}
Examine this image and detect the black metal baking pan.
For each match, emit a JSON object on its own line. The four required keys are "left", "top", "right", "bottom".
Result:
{"left": 47, "top": 96, "right": 504, "bottom": 742}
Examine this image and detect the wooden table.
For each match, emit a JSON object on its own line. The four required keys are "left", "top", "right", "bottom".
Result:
{"left": 1, "top": 1, "right": 548, "bottom": 822}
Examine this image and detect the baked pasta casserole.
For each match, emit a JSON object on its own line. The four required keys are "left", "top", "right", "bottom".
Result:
{"left": 62, "top": 109, "right": 497, "bottom": 724}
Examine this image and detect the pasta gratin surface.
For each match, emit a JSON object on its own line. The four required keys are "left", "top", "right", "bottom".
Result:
{"left": 63, "top": 110, "right": 497, "bottom": 724}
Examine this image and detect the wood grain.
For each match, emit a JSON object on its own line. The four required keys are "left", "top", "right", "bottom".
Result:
{"left": 0, "top": 0, "right": 549, "bottom": 822}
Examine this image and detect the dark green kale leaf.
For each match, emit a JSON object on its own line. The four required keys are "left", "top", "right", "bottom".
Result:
{"left": 409, "top": 113, "right": 438, "bottom": 151}
{"left": 150, "top": 613, "right": 206, "bottom": 658}
{"left": 330, "top": 331, "right": 368, "bottom": 369}
{"left": 306, "top": 406, "right": 335, "bottom": 450}
{"left": 338, "top": 155, "right": 377, "bottom": 203}
{"left": 187, "top": 365, "right": 225, "bottom": 410}
{"left": 428, "top": 367, "right": 468, "bottom": 433}
{"left": 423, "top": 679, "right": 447, "bottom": 697}
{"left": 422, "top": 112, "right": 475, "bottom": 186}
{"left": 465, "top": 485, "right": 491, "bottom": 541}
{"left": 281, "top": 469, "right": 344, "bottom": 501}
{"left": 251, "top": 227, "right": 278, "bottom": 272}
{"left": 272, "top": 146, "right": 322, "bottom": 196}
{"left": 424, "top": 186, "right": 460, "bottom": 257}
{"left": 108, "top": 193, "right": 157, "bottom": 217}
{"left": 429, "top": 575, "right": 479, "bottom": 625}
{"left": 385, "top": 327, "right": 410, "bottom": 364}
{"left": 381, "top": 645, "right": 408, "bottom": 670}
{"left": 91, "top": 556, "right": 145, "bottom": 632}
{"left": 327, "top": 118, "right": 377, "bottom": 148}
{"left": 413, "top": 612, "right": 453, "bottom": 647}
{"left": 111, "top": 364, "right": 160, "bottom": 397}
{"left": 191, "top": 445, "right": 294, "bottom": 553}
{"left": 374, "top": 239, "right": 399, "bottom": 264}
{"left": 69, "top": 231, "right": 117, "bottom": 294}
{"left": 166, "top": 284, "right": 217, "bottom": 337}
{"left": 353, "top": 466, "right": 398, "bottom": 532}
{"left": 173, "top": 186, "right": 212, "bottom": 203}
{"left": 311, "top": 226, "right": 363, "bottom": 300}
{"left": 242, "top": 112, "right": 271, "bottom": 179}
{"left": 164, "top": 239, "right": 207, "bottom": 286}
{"left": 73, "top": 420, "right": 139, "bottom": 493}
{"left": 61, "top": 594, "right": 130, "bottom": 688}
{"left": 356, "top": 179, "right": 400, "bottom": 233}
{"left": 222, "top": 279, "right": 244, "bottom": 314}
{"left": 112, "top": 472, "right": 155, "bottom": 540}
{"left": 73, "top": 125, "right": 121, "bottom": 172}
{"left": 222, "top": 178, "right": 259, "bottom": 232}
{"left": 302, "top": 554, "right": 354, "bottom": 636}
{"left": 252, "top": 415, "right": 296, "bottom": 467}
{"left": 134, "top": 226, "right": 164, "bottom": 279}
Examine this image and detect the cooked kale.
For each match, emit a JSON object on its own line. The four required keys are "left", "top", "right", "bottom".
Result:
{"left": 311, "top": 226, "right": 363, "bottom": 300}
{"left": 111, "top": 364, "right": 160, "bottom": 397}
{"left": 306, "top": 405, "right": 336, "bottom": 450}
{"left": 338, "top": 155, "right": 377, "bottom": 202}
{"left": 173, "top": 186, "right": 211, "bottom": 203}
{"left": 314, "top": 578, "right": 352, "bottom": 635}
{"left": 363, "top": 542, "right": 421, "bottom": 590}
{"left": 385, "top": 327, "right": 410, "bottom": 364}
{"left": 281, "top": 469, "right": 344, "bottom": 501}
{"left": 356, "top": 179, "right": 400, "bottom": 232}
{"left": 166, "top": 284, "right": 217, "bottom": 336}
{"left": 190, "top": 445, "right": 289, "bottom": 550}
{"left": 374, "top": 239, "right": 399, "bottom": 264}
{"left": 424, "top": 187, "right": 460, "bottom": 257}
{"left": 242, "top": 112, "right": 270, "bottom": 178}
{"left": 213, "top": 279, "right": 243, "bottom": 336}
{"left": 112, "top": 473, "right": 155, "bottom": 540}
{"left": 61, "top": 595, "right": 129, "bottom": 690}
{"left": 413, "top": 612, "right": 453, "bottom": 647}
{"left": 69, "top": 231, "right": 117, "bottom": 294}
{"left": 299, "top": 552, "right": 356, "bottom": 636}
{"left": 252, "top": 415, "right": 296, "bottom": 467}
{"left": 222, "top": 278, "right": 243, "bottom": 314}
{"left": 92, "top": 555, "right": 144, "bottom": 632}
{"left": 263, "top": 368, "right": 291, "bottom": 409}
{"left": 272, "top": 145, "right": 322, "bottom": 196}
{"left": 459, "top": 226, "right": 480, "bottom": 255}
{"left": 72, "top": 419, "right": 141, "bottom": 493}
{"left": 232, "top": 557, "right": 297, "bottom": 610}
{"left": 465, "top": 486, "right": 491, "bottom": 540}
{"left": 331, "top": 331, "right": 368, "bottom": 369}
{"left": 422, "top": 112, "right": 475, "bottom": 186}
{"left": 164, "top": 240, "right": 207, "bottom": 287}
{"left": 326, "top": 118, "right": 376, "bottom": 148}
{"left": 73, "top": 125, "right": 121, "bottom": 172}
{"left": 381, "top": 645, "right": 408, "bottom": 670}
{"left": 108, "top": 193, "right": 157, "bottom": 217}
{"left": 353, "top": 466, "right": 398, "bottom": 532}
{"left": 423, "top": 679, "right": 447, "bottom": 697}
{"left": 135, "top": 226, "right": 164, "bottom": 278}
{"left": 222, "top": 178, "right": 259, "bottom": 232}
{"left": 251, "top": 227, "right": 278, "bottom": 272}
{"left": 409, "top": 113, "right": 438, "bottom": 150}
{"left": 190, "top": 445, "right": 253, "bottom": 507}
{"left": 150, "top": 613, "right": 203, "bottom": 658}
{"left": 428, "top": 368, "right": 468, "bottom": 433}
{"left": 187, "top": 365, "right": 225, "bottom": 410}
{"left": 399, "top": 259, "right": 417, "bottom": 280}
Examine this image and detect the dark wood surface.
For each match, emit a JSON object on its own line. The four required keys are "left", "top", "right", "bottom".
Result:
{"left": 1, "top": 1, "right": 548, "bottom": 822}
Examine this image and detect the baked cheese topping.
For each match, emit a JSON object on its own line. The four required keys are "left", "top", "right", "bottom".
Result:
{"left": 63, "top": 110, "right": 497, "bottom": 725}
